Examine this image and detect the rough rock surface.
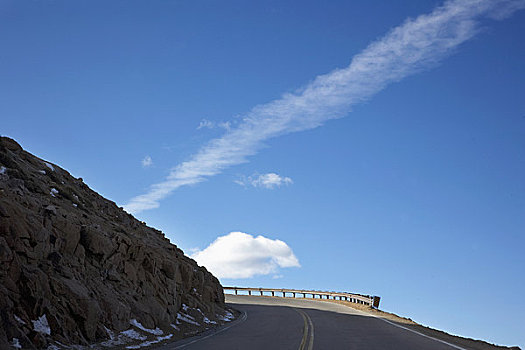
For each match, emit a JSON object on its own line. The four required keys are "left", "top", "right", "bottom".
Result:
{"left": 0, "top": 137, "right": 226, "bottom": 349}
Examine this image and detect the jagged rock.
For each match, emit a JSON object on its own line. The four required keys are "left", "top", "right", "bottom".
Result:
{"left": 0, "top": 136, "right": 226, "bottom": 349}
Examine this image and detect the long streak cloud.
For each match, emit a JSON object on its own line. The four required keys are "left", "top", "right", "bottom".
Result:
{"left": 125, "top": 0, "right": 525, "bottom": 214}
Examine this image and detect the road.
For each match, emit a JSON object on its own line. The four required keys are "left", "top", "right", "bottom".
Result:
{"left": 160, "top": 295, "right": 466, "bottom": 350}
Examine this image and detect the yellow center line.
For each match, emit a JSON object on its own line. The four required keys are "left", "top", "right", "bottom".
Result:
{"left": 295, "top": 308, "right": 314, "bottom": 350}
{"left": 306, "top": 311, "right": 314, "bottom": 350}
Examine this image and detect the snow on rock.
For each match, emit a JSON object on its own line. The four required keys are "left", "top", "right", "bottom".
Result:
{"left": 99, "top": 328, "right": 126, "bottom": 347}
{"left": 44, "top": 162, "right": 55, "bottom": 171}
{"left": 120, "top": 329, "right": 147, "bottom": 341}
{"left": 203, "top": 316, "right": 217, "bottom": 325}
{"left": 130, "top": 319, "right": 163, "bottom": 335}
{"left": 104, "top": 326, "right": 115, "bottom": 340}
{"left": 11, "top": 338, "right": 21, "bottom": 349}
{"left": 177, "top": 313, "right": 200, "bottom": 326}
{"left": 218, "top": 311, "right": 234, "bottom": 322}
{"left": 14, "top": 314, "right": 26, "bottom": 325}
{"left": 32, "top": 314, "right": 51, "bottom": 335}
{"left": 50, "top": 188, "right": 59, "bottom": 197}
{"left": 125, "top": 334, "right": 173, "bottom": 349}
{"left": 195, "top": 308, "right": 217, "bottom": 325}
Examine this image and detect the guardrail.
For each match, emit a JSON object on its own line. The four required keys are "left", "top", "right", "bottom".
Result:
{"left": 223, "top": 287, "right": 380, "bottom": 308}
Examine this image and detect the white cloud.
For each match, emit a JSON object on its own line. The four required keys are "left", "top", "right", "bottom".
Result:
{"left": 124, "top": 0, "right": 525, "bottom": 214}
{"left": 197, "top": 119, "right": 232, "bottom": 131}
{"left": 218, "top": 121, "right": 232, "bottom": 131}
{"left": 142, "top": 156, "right": 153, "bottom": 167}
{"left": 197, "top": 119, "right": 215, "bottom": 130}
{"left": 190, "top": 232, "right": 300, "bottom": 279}
{"left": 236, "top": 173, "right": 293, "bottom": 189}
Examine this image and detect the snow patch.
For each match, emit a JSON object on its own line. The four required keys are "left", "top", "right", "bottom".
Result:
{"left": 125, "top": 334, "right": 173, "bottom": 349}
{"left": 104, "top": 326, "right": 115, "bottom": 340}
{"left": 11, "top": 338, "right": 21, "bottom": 349}
{"left": 32, "top": 314, "right": 51, "bottom": 335}
{"left": 38, "top": 170, "right": 46, "bottom": 174}
{"left": 181, "top": 304, "right": 190, "bottom": 312}
{"left": 218, "top": 311, "right": 234, "bottom": 322}
{"left": 203, "top": 316, "right": 217, "bottom": 325}
{"left": 195, "top": 308, "right": 216, "bottom": 324}
{"left": 170, "top": 324, "right": 180, "bottom": 331}
{"left": 44, "top": 162, "right": 55, "bottom": 171}
{"left": 14, "top": 315, "right": 26, "bottom": 325}
{"left": 120, "top": 329, "right": 147, "bottom": 341}
{"left": 50, "top": 188, "right": 59, "bottom": 197}
{"left": 177, "top": 313, "right": 200, "bottom": 326}
{"left": 73, "top": 203, "right": 78, "bottom": 207}
{"left": 0, "top": 166, "right": 6, "bottom": 174}
{"left": 130, "top": 319, "right": 163, "bottom": 335}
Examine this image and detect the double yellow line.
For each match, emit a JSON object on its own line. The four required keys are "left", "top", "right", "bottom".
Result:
{"left": 296, "top": 309, "right": 314, "bottom": 350}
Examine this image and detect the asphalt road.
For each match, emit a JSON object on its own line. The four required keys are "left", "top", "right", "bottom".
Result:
{"left": 161, "top": 295, "right": 466, "bottom": 350}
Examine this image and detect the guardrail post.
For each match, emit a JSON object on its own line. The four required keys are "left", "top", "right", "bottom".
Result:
{"left": 372, "top": 296, "right": 381, "bottom": 308}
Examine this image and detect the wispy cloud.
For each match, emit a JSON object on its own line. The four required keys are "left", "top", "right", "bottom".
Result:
{"left": 124, "top": 0, "right": 525, "bottom": 214}
{"left": 235, "top": 172, "right": 293, "bottom": 189}
{"left": 141, "top": 156, "right": 153, "bottom": 168}
{"left": 190, "top": 232, "right": 300, "bottom": 279}
{"left": 197, "top": 119, "right": 215, "bottom": 130}
{"left": 197, "top": 119, "right": 232, "bottom": 131}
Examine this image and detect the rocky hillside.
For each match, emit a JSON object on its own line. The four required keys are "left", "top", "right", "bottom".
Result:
{"left": 0, "top": 137, "right": 229, "bottom": 349}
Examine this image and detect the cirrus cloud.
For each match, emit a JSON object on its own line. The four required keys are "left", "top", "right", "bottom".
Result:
{"left": 124, "top": 0, "right": 525, "bottom": 214}
{"left": 190, "top": 231, "right": 300, "bottom": 279}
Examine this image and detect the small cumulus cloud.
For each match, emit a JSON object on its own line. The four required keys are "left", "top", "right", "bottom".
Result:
{"left": 236, "top": 173, "right": 293, "bottom": 189}
{"left": 190, "top": 231, "right": 300, "bottom": 279}
{"left": 142, "top": 156, "right": 153, "bottom": 167}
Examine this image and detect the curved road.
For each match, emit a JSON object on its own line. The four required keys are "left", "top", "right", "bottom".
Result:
{"left": 161, "top": 295, "right": 466, "bottom": 350}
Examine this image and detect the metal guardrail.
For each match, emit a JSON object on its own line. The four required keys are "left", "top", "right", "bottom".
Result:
{"left": 223, "top": 286, "right": 380, "bottom": 308}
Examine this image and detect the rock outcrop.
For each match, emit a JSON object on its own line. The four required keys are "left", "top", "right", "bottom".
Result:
{"left": 0, "top": 137, "right": 227, "bottom": 349}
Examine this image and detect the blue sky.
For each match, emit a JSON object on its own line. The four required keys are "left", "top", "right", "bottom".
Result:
{"left": 1, "top": 0, "right": 524, "bottom": 347}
